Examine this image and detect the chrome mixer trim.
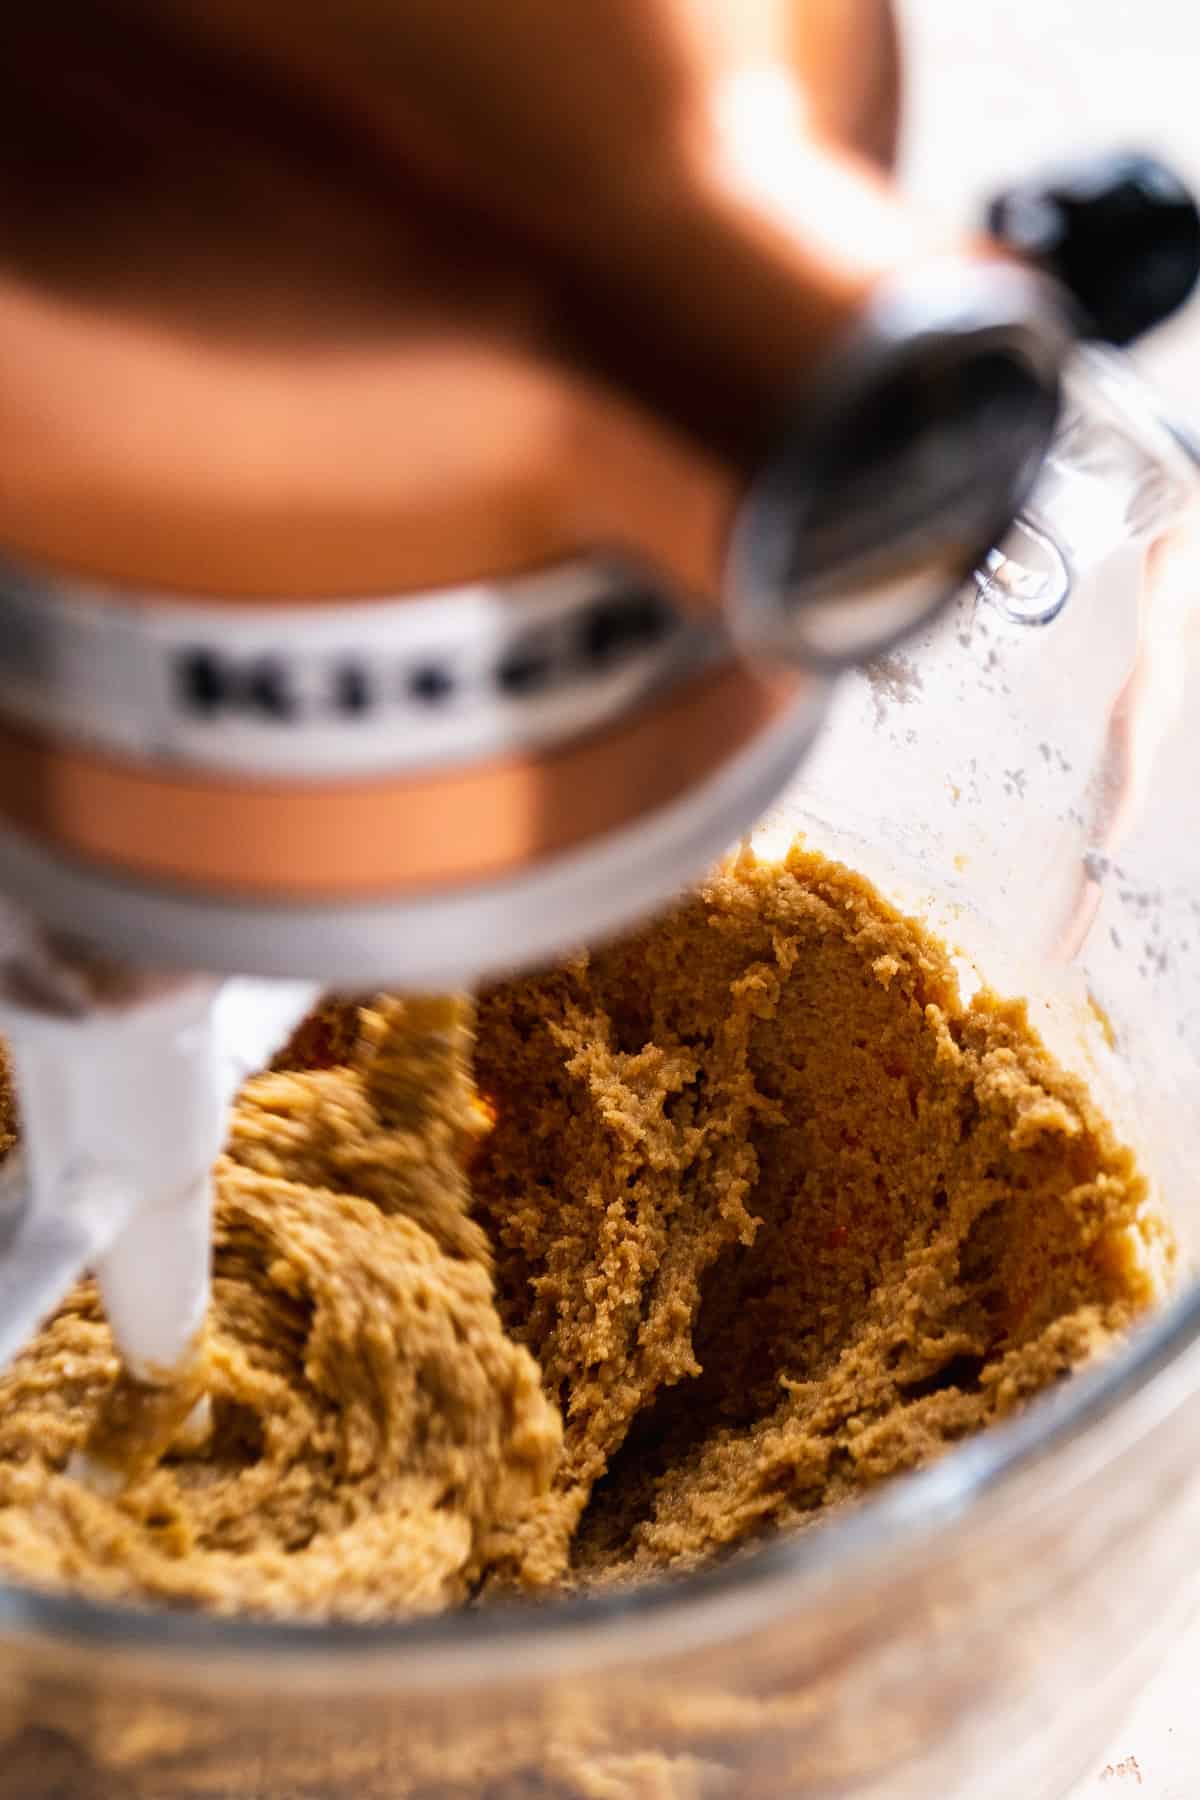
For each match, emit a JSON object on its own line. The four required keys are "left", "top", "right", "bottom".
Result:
{"left": 727, "top": 257, "right": 1074, "bottom": 670}
{"left": 0, "top": 678, "right": 830, "bottom": 987}
{"left": 0, "top": 555, "right": 722, "bottom": 779}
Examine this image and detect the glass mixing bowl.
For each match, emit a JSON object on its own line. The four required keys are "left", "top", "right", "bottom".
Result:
{"left": 2, "top": 346, "right": 1199, "bottom": 1800}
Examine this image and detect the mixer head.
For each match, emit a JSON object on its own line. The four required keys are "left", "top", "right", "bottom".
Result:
{"left": 0, "top": 253, "right": 1067, "bottom": 994}
{"left": 0, "top": 228, "right": 1184, "bottom": 991}
{"left": 0, "top": 0, "right": 1195, "bottom": 990}
{"left": 0, "top": 0, "right": 1092, "bottom": 991}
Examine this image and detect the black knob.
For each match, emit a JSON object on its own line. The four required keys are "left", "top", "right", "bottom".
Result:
{"left": 988, "top": 152, "right": 1200, "bottom": 347}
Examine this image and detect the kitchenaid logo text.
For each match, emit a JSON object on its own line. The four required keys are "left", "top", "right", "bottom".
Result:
{"left": 173, "top": 647, "right": 388, "bottom": 721}
{"left": 170, "top": 592, "right": 671, "bottom": 723}
{"left": 0, "top": 566, "right": 687, "bottom": 776}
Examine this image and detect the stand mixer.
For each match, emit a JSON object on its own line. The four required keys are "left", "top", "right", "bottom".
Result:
{"left": 0, "top": 0, "right": 1196, "bottom": 1486}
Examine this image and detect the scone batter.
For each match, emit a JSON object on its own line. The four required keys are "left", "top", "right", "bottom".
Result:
{"left": 0, "top": 845, "right": 1165, "bottom": 1617}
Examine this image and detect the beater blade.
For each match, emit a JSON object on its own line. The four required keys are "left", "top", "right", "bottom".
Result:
{"left": 0, "top": 915, "right": 317, "bottom": 1485}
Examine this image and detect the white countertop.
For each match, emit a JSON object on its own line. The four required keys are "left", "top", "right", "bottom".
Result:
{"left": 1066, "top": 1610, "right": 1200, "bottom": 1796}
{"left": 901, "top": 6, "right": 1200, "bottom": 1792}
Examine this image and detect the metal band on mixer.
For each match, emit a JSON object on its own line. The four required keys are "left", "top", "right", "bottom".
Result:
{"left": 0, "top": 549, "right": 825, "bottom": 987}
{"left": 0, "top": 555, "right": 721, "bottom": 778}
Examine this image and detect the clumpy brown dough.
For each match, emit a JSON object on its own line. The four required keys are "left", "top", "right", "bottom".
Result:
{"left": 0, "top": 844, "right": 1166, "bottom": 1617}
{"left": 0, "top": 997, "right": 560, "bottom": 1617}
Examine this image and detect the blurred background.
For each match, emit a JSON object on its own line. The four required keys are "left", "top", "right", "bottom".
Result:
{"left": 904, "top": 0, "right": 1200, "bottom": 411}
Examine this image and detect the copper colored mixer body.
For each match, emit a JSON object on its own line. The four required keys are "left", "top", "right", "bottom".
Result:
{"left": 0, "top": 0, "right": 1071, "bottom": 985}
